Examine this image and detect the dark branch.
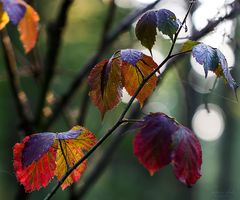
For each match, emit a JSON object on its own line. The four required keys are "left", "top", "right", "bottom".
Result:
{"left": 35, "top": 0, "right": 74, "bottom": 126}
{"left": 43, "top": 0, "right": 162, "bottom": 129}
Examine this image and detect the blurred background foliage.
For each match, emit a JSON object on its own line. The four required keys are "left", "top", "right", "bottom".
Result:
{"left": 1, "top": 0, "right": 240, "bottom": 199}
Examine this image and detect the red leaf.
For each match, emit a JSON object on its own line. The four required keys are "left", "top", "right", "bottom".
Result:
{"left": 120, "top": 50, "right": 158, "bottom": 106}
{"left": 88, "top": 59, "right": 122, "bottom": 117}
{"left": 13, "top": 126, "right": 97, "bottom": 191}
{"left": 13, "top": 136, "right": 56, "bottom": 192}
{"left": 132, "top": 112, "right": 202, "bottom": 186}
{"left": 171, "top": 126, "right": 202, "bottom": 186}
{"left": 133, "top": 113, "right": 178, "bottom": 175}
{"left": 18, "top": 4, "right": 39, "bottom": 53}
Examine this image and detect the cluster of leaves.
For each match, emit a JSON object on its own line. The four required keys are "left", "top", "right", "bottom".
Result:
{"left": 13, "top": 126, "right": 96, "bottom": 192}
{"left": 11, "top": 4, "right": 238, "bottom": 195}
{"left": 0, "top": 0, "right": 39, "bottom": 53}
{"left": 132, "top": 112, "right": 202, "bottom": 186}
{"left": 88, "top": 49, "right": 158, "bottom": 117}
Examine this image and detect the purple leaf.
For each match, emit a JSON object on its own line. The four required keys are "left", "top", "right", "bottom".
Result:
{"left": 1, "top": 0, "right": 26, "bottom": 25}
{"left": 171, "top": 126, "right": 202, "bottom": 186}
{"left": 120, "top": 49, "right": 143, "bottom": 66}
{"left": 156, "top": 9, "right": 179, "bottom": 41}
{"left": 215, "top": 49, "right": 238, "bottom": 90}
{"left": 192, "top": 43, "right": 219, "bottom": 78}
{"left": 22, "top": 132, "right": 56, "bottom": 167}
{"left": 57, "top": 129, "right": 82, "bottom": 140}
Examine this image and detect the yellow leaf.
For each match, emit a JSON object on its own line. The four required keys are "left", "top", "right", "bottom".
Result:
{"left": 0, "top": 4, "right": 9, "bottom": 30}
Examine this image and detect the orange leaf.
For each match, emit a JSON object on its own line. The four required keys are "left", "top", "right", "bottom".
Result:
{"left": 121, "top": 53, "right": 158, "bottom": 106}
{"left": 0, "top": 4, "right": 9, "bottom": 30}
{"left": 18, "top": 4, "right": 39, "bottom": 53}
{"left": 88, "top": 59, "right": 122, "bottom": 117}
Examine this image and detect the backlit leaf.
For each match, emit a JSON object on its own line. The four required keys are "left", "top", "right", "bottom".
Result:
{"left": 133, "top": 113, "right": 179, "bottom": 175}
{"left": 13, "top": 126, "right": 97, "bottom": 191}
{"left": 156, "top": 9, "right": 179, "bottom": 41}
{"left": 18, "top": 4, "right": 39, "bottom": 53}
{"left": 135, "top": 9, "right": 179, "bottom": 52}
{"left": 132, "top": 112, "right": 202, "bottom": 186}
{"left": 88, "top": 58, "right": 122, "bottom": 117}
{"left": 172, "top": 126, "right": 202, "bottom": 186}
{"left": 120, "top": 49, "right": 158, "bottom": 106}
{"left": 13, "top": 136, "right": 56, "bottom": 192}
{"left": 181, "top": 40, "right": 200, "bottom": 52}
{"left": 192, "top": 43, "right": 238, "bottom": 90}
{"left": 135, "top": 11, "right": 157, "bottom": 54}
{"left": 54, "top": 126, "right": 97, "bottom": 189}
{"left": 1, "top": 0, "right": 26, "bottom": 25}
{"left": 0, "top": 4, "right": 9, "bottom": 30}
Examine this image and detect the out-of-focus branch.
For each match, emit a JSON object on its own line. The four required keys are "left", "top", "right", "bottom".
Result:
{"left": 0, "top": 29, "right": 33, "bottom": 134}
{"left": 43, "top": 0, "right": 162, "bottom": 129}
{"left": 35, "top": 0, "right": 74, "bottom": 126}
{"left": 76, "top": 0, "right": 117, "bottom": 126}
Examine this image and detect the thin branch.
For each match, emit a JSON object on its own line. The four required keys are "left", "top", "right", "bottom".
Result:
{"left": 43, "top": 0, "right": 162, "bottom": 129}
{"left": 35, "top": 0, "right": 75, "bottom": 126}
{"left": 43, "top": 3, "right": 193, "bottom": 199}
{"left": 75, "top": 107, "right": 140, "bottom": 199}
{"left": 0, "top": 29, "right": 33, "bottom": 134}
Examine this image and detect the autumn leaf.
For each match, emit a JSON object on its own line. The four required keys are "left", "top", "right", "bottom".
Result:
{"left": 135, "top": 9, "right": 179, "bottom": 53}
{"left": 0, "top": 4, "right": 9, "bottom": 30}
{"left": 181, "top": 40, "right": 200, "bottom": 52}
{"left": 192, "top": 43, "right": 238, "bottom": 90}
{"left": 120, "top": 49, "right": 158, "bottom": 106}
{"left": 18, "top": 4, "right": 39, "bottom": 53}
{"left": 172, "top": 126, "right": 202, "bottom": 186}
{"left": 1, "top": 0, "right": 26, "bottom": 25}
{"left": 54, "top": 126, "right": 97, "bottom": 189}
{"left": 13, "top": 136, "right": 56, "bottom": 192}
{"left": 132, "top": 112, "right": 202, "bottom": 186}
{"left": 13, "top": 126, "right": 97, "bottom": 192}
{"left": 88, "top": 49, "right": 158, "bottom": 116}
{"left": 133, "top": 113, "right": 179, "bottom": 175}
{"left": 88, "top": 58, "right": 122, "bottom": 117}
{"left": 135, "top": 11, "right": 157, "bottom": 54}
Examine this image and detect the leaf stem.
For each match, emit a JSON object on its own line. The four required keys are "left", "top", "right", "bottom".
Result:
{"left": 44, "top": 2, "right": 194, "bottom": 200}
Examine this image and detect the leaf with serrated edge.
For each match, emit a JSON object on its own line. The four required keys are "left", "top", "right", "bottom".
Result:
{"left": 192, "top": 43, "right": 219, "bottom": 78}
{"left": 54, "top": 126, "right": 97, "bottom": 189}
{"left": 88, "top": 58, "right": 122, "bottom": 117}
{"left": 135, "top": 11, "right": 157, "bottom": 54}
{"left": 18, "top": 4, "right": 39, "bottom": 53}
{"left": 13, "top": 126, "right": 97, "bottom": 191}
{"left": 172, "top": 126, "right": 202, "bottom": 186}
{"left": 133, "top": 113, "right": 179, "bottom": 175}
{"left": 13, "top": 136, "right": 56, "bottom": 192}
{"left": 156, "top": 9, "right": 179, "bottom": 41}
{"left": 120, "top": 49, "right": 158, "bottom": 106}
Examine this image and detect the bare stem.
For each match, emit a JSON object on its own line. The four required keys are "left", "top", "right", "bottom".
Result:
{"left": 35, "top": 0, "right": 74, "bottom": 126}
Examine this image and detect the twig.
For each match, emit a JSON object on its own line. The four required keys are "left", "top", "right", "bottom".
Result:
{"left": 35, "top": 0, "right": 75, "bottom": 126}
{"left": 75, "top": 107, "right": 140, "bottom": 199}
{"left": 43, "top": 0, "right": 162, "bottom": 130}
{"left": 0, "top": 29, "right": 33, "bottom": 133}
{"left": 43, "top": 3, "right": 193, "bottom": 199}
